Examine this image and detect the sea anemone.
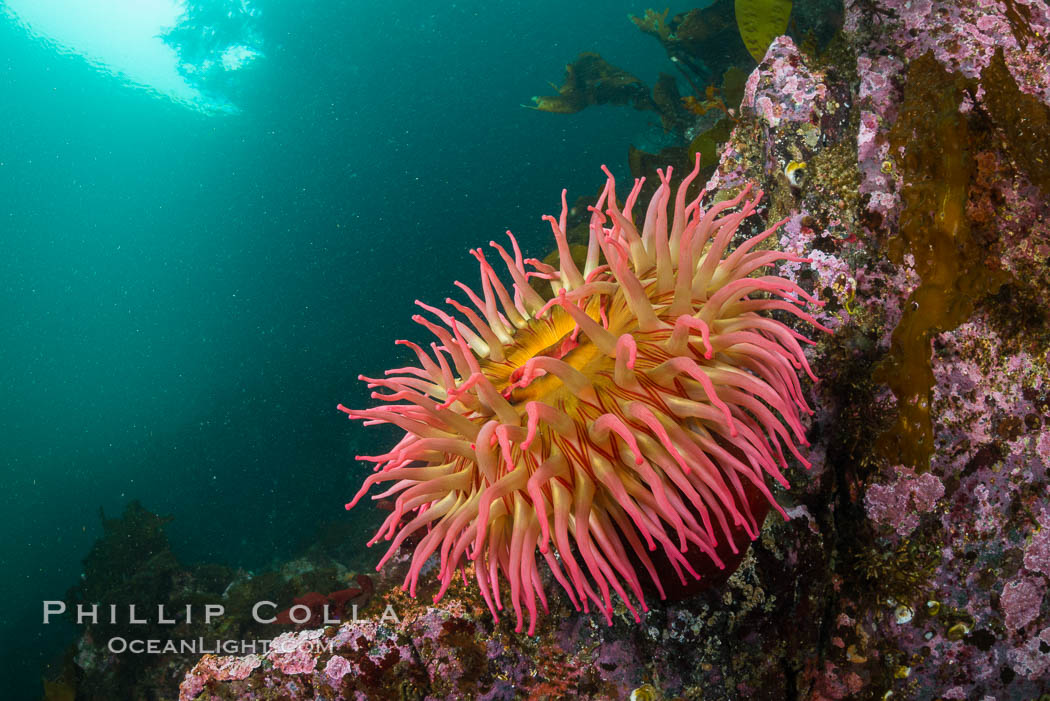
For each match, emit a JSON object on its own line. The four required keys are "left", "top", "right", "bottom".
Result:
{"left": 340, "top": 155, "right": 827, "bottom": 634}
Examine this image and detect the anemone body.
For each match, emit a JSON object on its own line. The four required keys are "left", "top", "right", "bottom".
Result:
{"left": 340, "top": 155, "right": 827, "bottom": 634}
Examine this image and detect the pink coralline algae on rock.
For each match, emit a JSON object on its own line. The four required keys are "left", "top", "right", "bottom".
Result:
{"left": 178, "top": 630, "right": 335, "bottom": 700}
{"left": 849, "top": 0, "right": 1050, "bottom": 249}
{"left": 743, "top": 36, "right": 828, "bottom": 129}
{"left": 178, "top": 654, "right": 262, "bottom": 701}
{"left": 175, "top": 594, "right": 656, "bottom": 700}
{"left": 725, "top": 35, "right": 862, "bottom": 338}
{"left": 1024, "top": 514, "right": 1050, "bottom": 577}
{"left": 863, "top": 466, "right": 945, "bottom": 536}
{"left": 855, "top": 52, "right": 905, "bottom": 230}
{"left": 877, "top": 0, "right": 1050, "bottom": 101}
{"left": 1001, "top": 576, "right": 1047, "bottom": 631}
{"left": 324, "top": 654, "right": 353, "bottom": 682}
{"left": 884, "top": 310, "right": 1050, "bottom": 687}
{"left": 269, "top": 630, "right": 324, "bottom": 675}
{"left": 1008, "top": 626, "right": 1050, "bottom": 678}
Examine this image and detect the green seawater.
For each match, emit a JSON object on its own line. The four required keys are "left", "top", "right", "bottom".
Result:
{"left": 0, "top": 0, "right": 696, "bottom": 696}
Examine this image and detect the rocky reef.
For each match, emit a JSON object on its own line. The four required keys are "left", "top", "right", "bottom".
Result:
{"left": 44, "top": 504, "right": 376, "bottom": 701}
{"left": 49, "top": 1, "right": 1050, "bottom": 698}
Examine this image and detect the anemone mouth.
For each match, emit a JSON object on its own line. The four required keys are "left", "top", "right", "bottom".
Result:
{"left": 495, "top": 298, "right": 613, "bottom": 404}
{"left": 503, "top": 334, "right": 579, "bottom": 398}
{"left": 342, "top": 155, "right": 828, "bottom": 635}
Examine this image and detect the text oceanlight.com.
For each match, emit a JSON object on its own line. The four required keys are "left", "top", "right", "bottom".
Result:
{"left": 107, "top": 637, "right": 339, "bottom": 655}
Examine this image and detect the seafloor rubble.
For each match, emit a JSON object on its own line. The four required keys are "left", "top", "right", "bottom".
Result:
{"left": 50, "top": 0, "right": 1050, "bottom": 698}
